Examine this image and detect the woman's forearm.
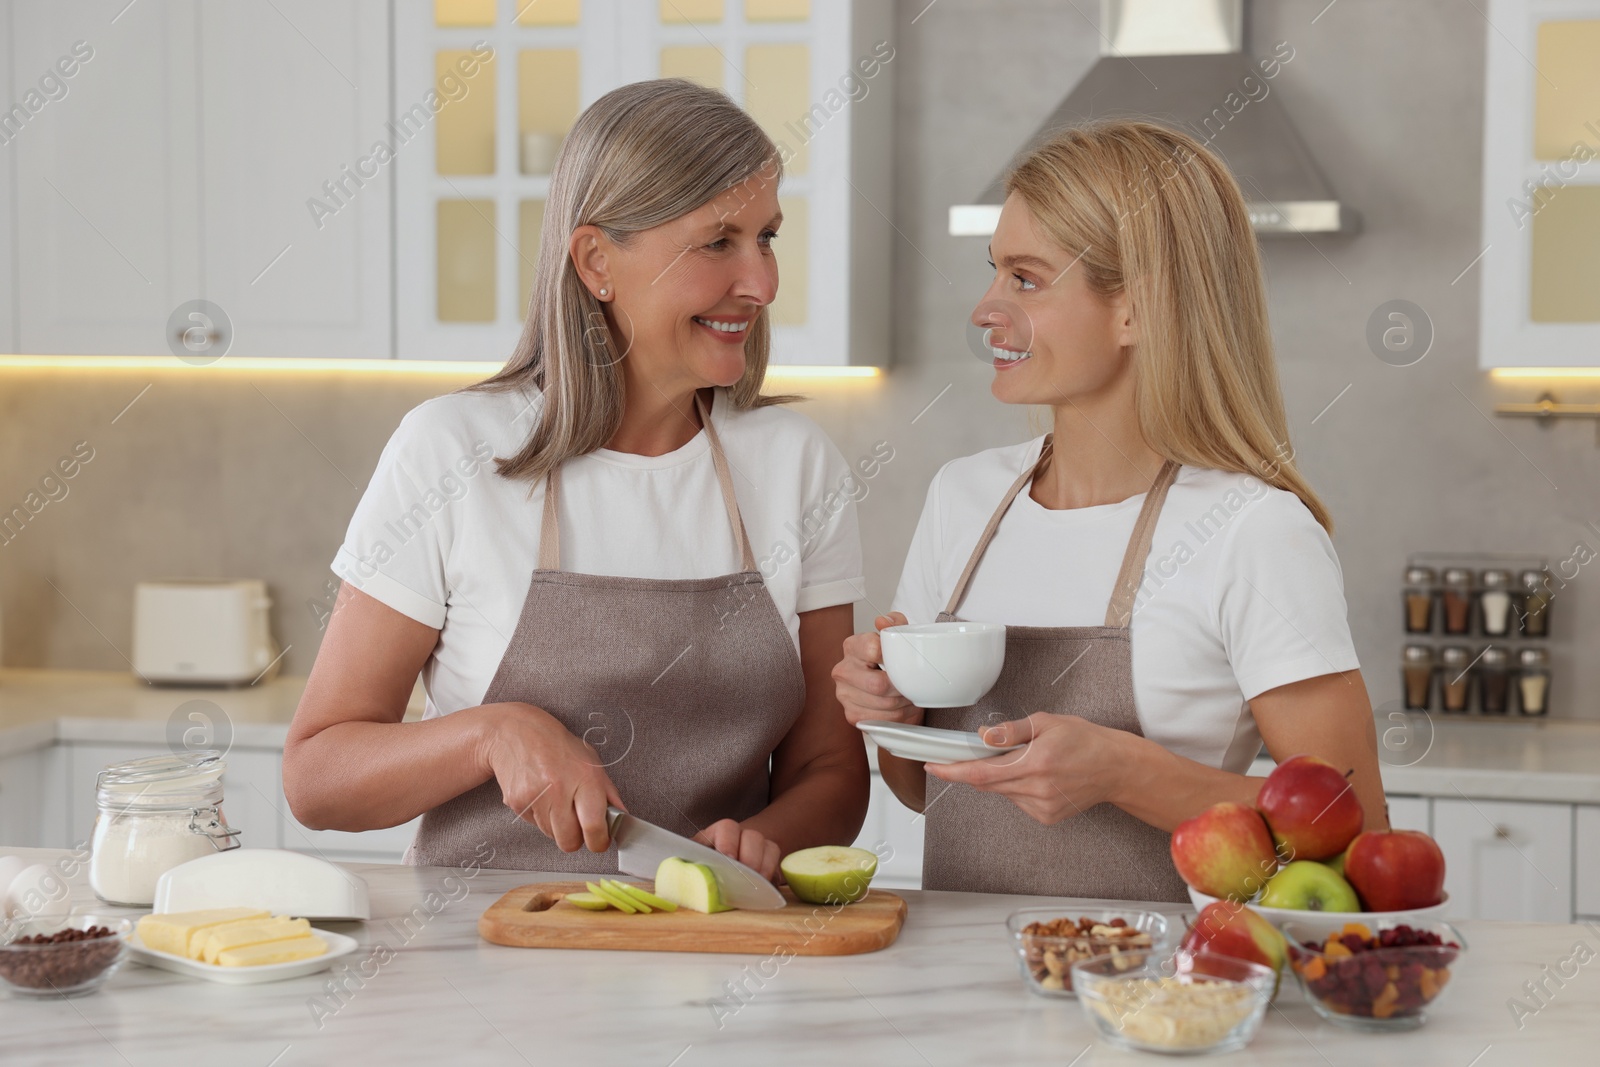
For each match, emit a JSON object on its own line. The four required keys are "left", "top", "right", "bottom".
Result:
{"left": 745, "top": 757, "right": 870, "bottom": 856}
{"left": 1108, "top": 732, "right": 1264, "bottom": 833}
{"left": 876, "top": 751, "right": 927, "bottom": 812}
{"left": 283, "top": 705, "right": 498, "bottom": 832}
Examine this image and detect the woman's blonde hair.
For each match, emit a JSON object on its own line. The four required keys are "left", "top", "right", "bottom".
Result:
{"left": 472, "top": 79, "right": 793, "bottom": 481}
{"left": 1006, "top": 119, "right": 1332, "bottom": 531}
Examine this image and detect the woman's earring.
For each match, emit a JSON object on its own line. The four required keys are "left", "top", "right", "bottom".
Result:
{"left": 598, "top": 287, "right": 608, "bottom": 298}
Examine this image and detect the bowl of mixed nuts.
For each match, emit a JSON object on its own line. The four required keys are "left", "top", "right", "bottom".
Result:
{"left": 0, "top": 916, "right": 131, "bottom": 998}
{"left": 1006, "top": 908, "right": 1171, "bottom": 997}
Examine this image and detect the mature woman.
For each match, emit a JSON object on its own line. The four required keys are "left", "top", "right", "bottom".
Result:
{"left": 835, "top": 120, "right": 1384, "bottom": 901}
{"left": 284, "top": 80, "right": 868, "bottom": 880}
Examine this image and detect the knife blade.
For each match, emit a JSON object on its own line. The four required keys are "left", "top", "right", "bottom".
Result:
{"left": 606, "top": 807, "right": 785, "bottom": 911}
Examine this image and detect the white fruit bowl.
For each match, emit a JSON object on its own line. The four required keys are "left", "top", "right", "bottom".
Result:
{"left": 1187, "top": 887, "right": 1453, "bottom": 933}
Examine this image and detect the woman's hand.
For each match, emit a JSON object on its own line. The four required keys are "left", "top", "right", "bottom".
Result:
{"left": 832, "top": 612, "right": 923, "bottom": 727}
{"left": 476, "top": 702, "right": 625, "bottom": 854}
{"left": 926, "top": 712, "right": 1135, "bottom": 824}
{"left": 695, "top": 819, "right": 783, "bottom": 883}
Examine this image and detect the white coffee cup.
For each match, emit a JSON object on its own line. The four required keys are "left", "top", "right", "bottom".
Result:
{"left": 879, "top": 622, "right": 1006, "bottom": 708}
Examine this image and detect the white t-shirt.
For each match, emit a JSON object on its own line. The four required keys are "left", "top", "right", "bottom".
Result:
{"left": 892, "top": 437, "right": 1360, "bottom": 773}
{"left": 333, "top": 387, "right": 865, "bottom": 719}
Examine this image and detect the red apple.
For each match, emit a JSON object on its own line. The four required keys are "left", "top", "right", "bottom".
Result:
{"left": 1344, "top": 829, "right": 1446, "bottom": 911}
{"left": 1255, "top": 755, "right": 1364, "bottom": 862}
{"left": 1181, "top": 901, "right": 1287, "bottom": 996}
{"left": 1170, "top": 802, "right": 1279, "bottom": 902}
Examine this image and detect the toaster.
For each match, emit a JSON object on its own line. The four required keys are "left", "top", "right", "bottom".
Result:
{"left": 133, "top": 579, "right": 281, "bottom": 686}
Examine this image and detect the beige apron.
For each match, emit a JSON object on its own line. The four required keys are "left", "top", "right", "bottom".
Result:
{"left": 922, "top": 438, "right": 1191, "bottom": 901}
{"left": 408, "top": 392, "right": 807, "bottom": 871}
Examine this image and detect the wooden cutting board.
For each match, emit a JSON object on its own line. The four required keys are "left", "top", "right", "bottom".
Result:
{"left": 479, "top": 881, "right": 907, "bottom": 956}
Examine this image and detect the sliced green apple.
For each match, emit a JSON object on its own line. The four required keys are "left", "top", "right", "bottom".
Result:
{"left": 605, "top": 879, "right": 678, "bottom": 913}
{"left": 653, "top": 857, "right": 732, "bottom": 914}
{"left": 564, "top": 891, "right": 612, "bottom": 911}
{"left": 598, "top": 878, "right": 653, "bottom": 913}
{"left": 780, "top": 845, "right": 878, "bottom": 905}
{"left": 585, "top": 880, "right": 639, "bottom": 914}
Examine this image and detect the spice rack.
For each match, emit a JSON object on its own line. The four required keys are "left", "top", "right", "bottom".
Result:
{"left": 1400, "top": 553, "right": 1553, "bottom": 718}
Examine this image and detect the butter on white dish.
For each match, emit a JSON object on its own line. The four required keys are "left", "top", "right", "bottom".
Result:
{"left": 130, "top": 909, "right": 353, "bottom": 985}
{"left": 878, "top": 622, "right": 1006, "bottom": 708}
{"left": 135, "top": 907, "right": 269, "bottom": 957}
{"left": 153, "top": 849, "right": 369, "bottom": 921}
{"left": 199, "top": 916, "right": 313, "bottom": 964}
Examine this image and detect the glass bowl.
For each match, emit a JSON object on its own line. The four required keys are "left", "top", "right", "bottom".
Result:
{"left": 1006, "top": 907, "right": 1171, "bottom": 997}
{"left": 1071, "top": 948, "right": 1274, "bottom": 1056}
{"left": 0, "top": 916, "right": 132, "bottom": 998}
{"left": 1283, "top": 919, "right": 1466, "bottom": 1031}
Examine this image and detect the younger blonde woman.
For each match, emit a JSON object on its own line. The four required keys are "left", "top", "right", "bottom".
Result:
{"left": 835, "top": 120, "right": 1384, "bottom": 900}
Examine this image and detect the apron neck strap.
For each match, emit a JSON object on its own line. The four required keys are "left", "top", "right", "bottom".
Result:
{"left": 538, "top": 390, "right": 758, "bottom": 573}
{"left": 938, "top": 437, "right": 1181, "bottom": 629}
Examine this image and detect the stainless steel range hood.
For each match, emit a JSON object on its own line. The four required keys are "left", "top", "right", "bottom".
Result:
{"left": 948, "top": 0, "right": 1358, "bottom": 237}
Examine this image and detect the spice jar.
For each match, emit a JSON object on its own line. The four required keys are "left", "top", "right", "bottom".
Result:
{"left": 1518, "top": 569, "right": 1553, "bottom": 637}
{"left": 89, "top": 751, "right": 240, "bottom": 907}
{"left": 1478, "top": 569, "right": 1514, "bottom": 637}
{"left": 1402, "top": 645, "right": 1435, "bottom": 711}
{"left": 1403, "top": 566, "right": 1437, "bottom": 634}
{"left": 1477, "top": 646, "right": 1512, "bottom": 715}
{"left": 1439, "top": 646, "right": 1472, "bottom": 713}
{"left": 1518, "top": 648, "right": 1551, "bottom": 716}
{"left": 1440, "top": 568, "right": 1474, "bottom": 635}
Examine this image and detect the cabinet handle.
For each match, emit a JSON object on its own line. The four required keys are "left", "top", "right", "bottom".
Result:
{"left": 1493, "top": 825, "right": 1512, "bottom": 840}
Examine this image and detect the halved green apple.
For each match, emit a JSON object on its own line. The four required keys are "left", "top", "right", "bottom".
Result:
{"left": 653, "top": 857, "right": 732, "bottom": 914}
{"left": 564, "top": 891, "right": 612, "bottom": 911}
{"left": 780, "top": 846, "right": 878, "bottom": 905}
{"left": 605, "top": 879, "right": 678, "bottom": 913}
{"left": 585, "top": 880, "right": 639, "bottom": 914}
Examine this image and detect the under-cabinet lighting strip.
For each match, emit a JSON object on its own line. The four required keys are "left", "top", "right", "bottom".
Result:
{"left": 0, "top": 355, "right": 881, "bottom": 379}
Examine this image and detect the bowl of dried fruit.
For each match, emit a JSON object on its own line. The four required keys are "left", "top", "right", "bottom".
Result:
{"left": 1006, "top": 908, "right": 1171, "bottom": 997}
{"left": 1282, "top": 920, "right": 1466, "bottom": 1032}
{"left": 1071, "top": 947, "right": 1275, "bottom": 1055}
{"left": 0, "top": 916, "right": 132, "bottom": 998}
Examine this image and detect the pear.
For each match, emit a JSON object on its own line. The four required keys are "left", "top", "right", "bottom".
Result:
{"left": 780, "top": 846, "right": 878, "bottom": 905}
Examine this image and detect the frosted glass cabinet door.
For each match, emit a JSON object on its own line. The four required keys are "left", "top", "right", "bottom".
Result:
{"left": 12, "top": 0, "right": 201, "bottom": 356}
{"left": 199, "top": 0, "right": 393, "bottom": 360}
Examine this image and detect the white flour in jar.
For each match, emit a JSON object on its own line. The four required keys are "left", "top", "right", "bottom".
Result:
{"left": 90, "top": 812, "right": 218, "bottom": 906}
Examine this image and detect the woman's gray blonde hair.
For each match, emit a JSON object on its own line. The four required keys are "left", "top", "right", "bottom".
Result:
{"left": 471, "top": 78, "right": 795, "bottom": 482}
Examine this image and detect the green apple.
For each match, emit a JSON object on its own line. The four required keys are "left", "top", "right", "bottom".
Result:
{"left": 780, "top": 846, "right": 878, "bottom": 905}
{"left": 586, "top": 880, "right": 640, "bottom": 913}
{"left": 564, "top": 891, "right": 612, "bottom": 911}
{"left": 1258, "top": 860, "right": 1361, "bottom": 912}
{"left": 605, "top": 879, "right": 678, "bottom": 913}
{"left": 653, "top": 857, "right": 732, "bottom": 914}
{"left": 1327, "top": 847, "right": 1349, "bottom": 878}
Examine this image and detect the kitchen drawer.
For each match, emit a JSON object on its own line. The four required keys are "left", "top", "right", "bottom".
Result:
{"left": 1433, "top": 798, "right": 1572, "bottom": 923}
{"left": 1576, "top": 806, "right": 1600, "bottom": 917}
{"left": 1386, "top": 795, "right": 1430, "bottom": 833}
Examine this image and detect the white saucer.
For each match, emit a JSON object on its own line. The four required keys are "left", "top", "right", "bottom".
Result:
{"left": 128, "top": 929, "right": 358, "bottom": 985}
{"left": 856, "top": 721, "right": 1024, "bottom": 764}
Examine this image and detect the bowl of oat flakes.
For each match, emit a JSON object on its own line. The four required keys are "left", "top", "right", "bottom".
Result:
{"left": 1071, "top": 948, "right": 1274, "bottom": 1056}
{"left": 1005, "top": 908, "right": 1172, "bottom": 997}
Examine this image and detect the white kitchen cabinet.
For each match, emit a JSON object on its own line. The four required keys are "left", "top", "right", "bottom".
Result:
{"left": 1575, "top": 805, "right": 1600, "bottom": 918}
{"left": 0, "top": 0, "right": 17, "bottom": 354}
{"left": 851, "top": 771, "right": 923, "bottom": 890}
{"left": 0, "top": 749, "right": 45, "bottom": 847}
{"left": 1433, "top": 797, "right": 1573, "bottom": 923}
{"left": 8, "top": 0, "right": 391, "bottom": 359}
{"left": 11, "top": 0, "right": 201, "bottom": 355}
{"left": 1386, "top": 794, "right": 1430, "bottom": 833}
{"left": 1479, "top": 0, "right": 1600, "bottom": 367}
{"left": 196, "top": 0, "right": 392, "bottom": 359}
{"left": 393, "top": 0, "right": 892, "bottom": 365}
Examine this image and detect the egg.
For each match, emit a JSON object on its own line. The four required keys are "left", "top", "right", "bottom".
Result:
{"left": 3, "top": 861, "right": 73, "bottom": 924}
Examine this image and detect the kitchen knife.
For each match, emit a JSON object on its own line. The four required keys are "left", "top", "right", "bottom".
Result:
{"left": 606, "top": 807, "right": 785, "bottom": 911}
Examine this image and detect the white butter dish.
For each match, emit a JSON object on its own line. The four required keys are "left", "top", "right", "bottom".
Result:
{"left": 153, "top": 849, "right": 370, "bottom": 921}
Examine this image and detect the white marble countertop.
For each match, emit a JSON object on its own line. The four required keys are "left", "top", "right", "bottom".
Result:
{"left": 1, "top": 846, "right": 1594, "bottom": 1065}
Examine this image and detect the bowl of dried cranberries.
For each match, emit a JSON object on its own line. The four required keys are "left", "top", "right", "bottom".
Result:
{"left": 1282, "top": 920, "right": 1465, "bottom": 1031}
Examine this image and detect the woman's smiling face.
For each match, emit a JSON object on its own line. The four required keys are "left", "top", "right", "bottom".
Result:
{"left": 591, "top": 178, "right": 782, "bottom": 393}
{"left": 973, "top": 192, "right": 1137, "bottom": 408}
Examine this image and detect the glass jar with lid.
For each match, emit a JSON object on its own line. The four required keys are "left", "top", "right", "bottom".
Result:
{"left": 1518, "top": 569, "right": 1553, "bottom": 637}
{"left": 1478, "top": 569, "right": 1514, "bottom": 637}
{"left": 1440, "top": 568, "right": 1474, "bottom": 635}
{"left": 1518, "top": 648, "right": 1551, "bottom": 716}
{"left": 88, "top": 750, "right": 241, "bottom": 906}
{"left": 1439, "top": 646, "right": 1472, "bottom": 713}
{"left": 1402, "top": 645, "right": 1435, "bottom": 711}
{"left": 1402, "top": 566, "right": 1437, "bottom": 634}
{"left": 1476, "top": 646, "right": 1512, "bottom": 714}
